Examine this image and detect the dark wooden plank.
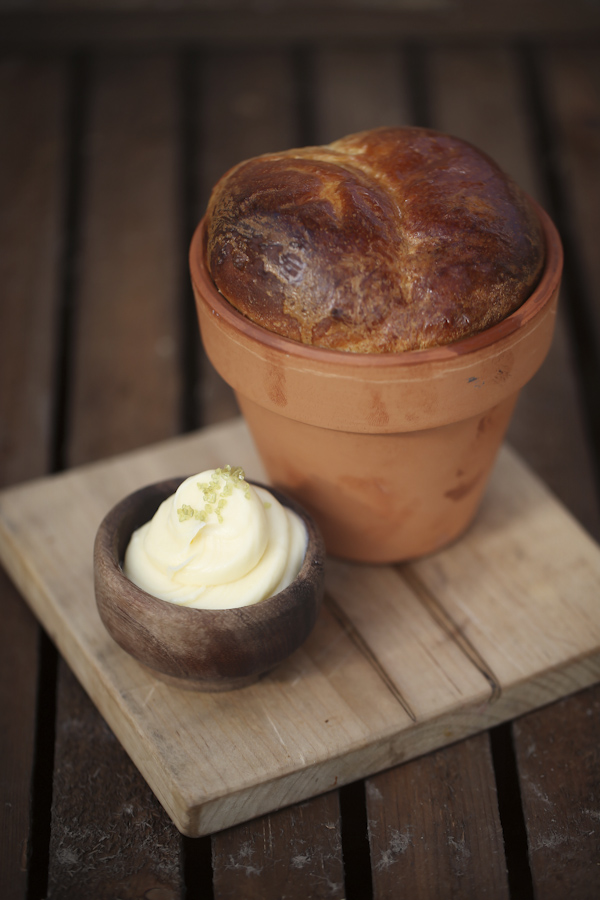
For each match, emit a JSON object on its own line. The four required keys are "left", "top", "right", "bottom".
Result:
{"left": 513, "top": 685, "right": 600, "bottom": 900}
{"left": 66, "top": 53, "right": 183, "bottom": 467}
{"left": 212, "top": 792, "right": 345, "bottom": 900}
{"left": 0, "top": 573, "right": 41, "bottom": 900}
{"left": 194, "top": 48, "right": 297, "bottom": 426}
{"left": 430, "top": 44, "right": 539, "bottom": 196}
{"left": 367, "top": 734, "right": 509, "bottom": 898}
{"left": 314, "top": 44, "right": 411, "bottom": 143}
{"left": 2, "top": 2, "right": 600, "bottom": 46}
{"left": 198, "top": 47, "right": 296, "bottom": 206}
{"left": 47, "top": 53, "right": 186, "bottom": 898}
{"left": 0, "top": 56, "right": 67, "bottom": 486}
{"left": 544, "top": 46, "right": 600, "bottom": 346}
{"left": 541, "top": 45, "right": 600, "bottom": 470}
{"left": 47, "top": 662, "right": 184, "bottom": 900}
{"left": 0, "top": 56, "right": 68, "bottom": 900}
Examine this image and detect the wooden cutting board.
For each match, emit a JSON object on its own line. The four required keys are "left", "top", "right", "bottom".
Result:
{"left": 1, "top": 417, "right": 599, "bottom": 838}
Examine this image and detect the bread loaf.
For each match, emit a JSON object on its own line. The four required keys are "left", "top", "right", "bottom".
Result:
{"left": 204, "top": 127, "right": 545, "bottom": 353}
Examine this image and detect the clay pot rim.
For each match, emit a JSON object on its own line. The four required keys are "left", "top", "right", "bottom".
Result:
{"left": 189, "top": 196, "right": 562, "bottom": 368}
{"left": 94, "top": 476, "right": 325, "bottom": 624}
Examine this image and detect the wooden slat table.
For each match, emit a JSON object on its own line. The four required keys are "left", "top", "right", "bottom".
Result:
{"left": 1, "top": 8, "right": 600, "bottom": 899}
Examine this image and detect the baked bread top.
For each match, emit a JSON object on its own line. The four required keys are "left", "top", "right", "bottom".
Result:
{"left": 204, "top": 127, "right": 545, "bottom": 353}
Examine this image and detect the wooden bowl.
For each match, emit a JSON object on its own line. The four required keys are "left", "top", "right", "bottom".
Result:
{"left": 94, "top": 477, "right": 326, "bottom": 691}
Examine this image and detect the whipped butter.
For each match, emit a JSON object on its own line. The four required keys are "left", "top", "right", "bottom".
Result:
{"left": 123, "top": 466, "right": 307, "bottom": 609}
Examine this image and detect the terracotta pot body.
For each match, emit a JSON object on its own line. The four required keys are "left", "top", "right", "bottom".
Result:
{"left": 190, "top": 201, "right": 562, "bottom": 562}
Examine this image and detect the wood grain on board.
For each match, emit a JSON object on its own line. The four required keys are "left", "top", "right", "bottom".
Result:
{"left": 0, "top": 418, "right": 599, "bottom": 838}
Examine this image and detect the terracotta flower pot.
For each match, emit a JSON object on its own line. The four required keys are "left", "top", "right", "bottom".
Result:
{"left": 189, "top": 199, "right": 562, "bottom": 563}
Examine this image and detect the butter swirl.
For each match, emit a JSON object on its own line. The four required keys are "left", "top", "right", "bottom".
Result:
{"left": 123, "top": 467, "right": 307, "bottom": 609}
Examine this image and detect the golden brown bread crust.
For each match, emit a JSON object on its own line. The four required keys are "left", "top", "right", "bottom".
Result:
{"left": 204, "top": 127, "right": 545, "bottom": 352}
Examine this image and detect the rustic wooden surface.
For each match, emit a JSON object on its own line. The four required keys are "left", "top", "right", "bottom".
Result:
{"left": 212, "top": 791, "right": 345, "bottom": 900}
{"left": 1, "top": 6, "right": 600, "bottom": 898}
{"left": 2, "top": 420, "right": 599, "bottom": 839}
{"left": 366, "top": 733, "right": 510, "bottom": 898}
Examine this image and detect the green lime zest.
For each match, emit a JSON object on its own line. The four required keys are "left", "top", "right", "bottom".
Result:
{"left": 177, "top": 465, "right": 251, "bottom": 525}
